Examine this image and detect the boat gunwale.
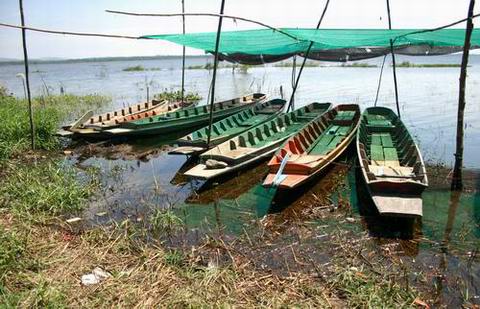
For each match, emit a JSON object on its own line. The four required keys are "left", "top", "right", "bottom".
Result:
{"left": 263, "top": 104, "right": 361, "bottom": 189}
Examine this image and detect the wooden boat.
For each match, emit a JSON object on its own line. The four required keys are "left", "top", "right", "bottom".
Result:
{"left": 63, "top": 99, "right": 171, "bottom": 130}
{"left": 101, "top": 93, "right": 267, "bottom": 138}
{"left": 356, "top": 107, "right": 428, "bottom": 217}
{"left": 170, "top": 98, "right": 286, "bottom": 156}
{"left": 58, "top": 99, "right": 186, "bottom": 137}
{"left": 263, "top": 104, "right": 360, "bottom": 189}
{"left": 184, "top": 102, "right": 332, "bottom": 180}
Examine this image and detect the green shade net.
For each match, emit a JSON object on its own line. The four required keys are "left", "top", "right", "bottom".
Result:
{"left": 142, "top": 28, "right": 480, "bottom": 63}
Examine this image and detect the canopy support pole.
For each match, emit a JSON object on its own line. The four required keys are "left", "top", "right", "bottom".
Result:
{"left": 181, "top": 0, "right": 186, "bottom": 104}
{"left": 206, "top": 0, "right": 226, "bottom": 147}
{"left": 390, "top": 40, "right": 401, "bottom": 118}
{"left": 374, "top": 0, "right": 392, "bottom": 107}
{"left": 287, "top": 0, "right": 330, "bottom": 112}
{"left": 19, "top": 0, "right": 35, "bottom": 150}
{"left": 386, "top": 0, "right": 401, "bottom": 118}
{"left": 452, "top": 0, "right": 475, "bottom": 191}
{"left": 373, "top": 55, "right": 387, "bottom": 106}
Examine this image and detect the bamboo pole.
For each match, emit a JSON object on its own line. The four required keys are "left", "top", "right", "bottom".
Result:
{"left": 452, "top": 0, "right": 475, "bottom": 191}
{"left": 206, "top": 0, "right": 226, "bottom": 147}
{"left": 19, "top": 0, "right": 35, "bottom": 150}
{"left": 389, "top": 39, "right": 401, "bottom": 118}
{"left": 286, "top": 0, "right": 331, "bottom": 112}
{"left": 386, "top": 0, "right": 401, "bottom": 118}
{"left": 181, "top": 0, "right": 186, "bottom": 104}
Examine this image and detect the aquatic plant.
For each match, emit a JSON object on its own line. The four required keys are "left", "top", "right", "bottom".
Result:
{"left": 153, "top": 89, "right": 202, "bottom": 102}
{"left": 150, "top": 209, "right": 184, "bottom": 235}
{"left": 122, "top": 65, "right": 145, "bottom": 72}
{"left": 396, "top": 61, "right": 462, "bottom": 68}
{"left": 340, "top": 62, "right": 377, "bottom": 68}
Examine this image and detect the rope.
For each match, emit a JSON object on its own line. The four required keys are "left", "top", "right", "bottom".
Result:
{"left": 0, "top": 22, "right": 139, "bottom": 39}
{"left": 287, "top": 0, "right": 331, "bottom": 112}
{"left": 373, "top": 55, "right": 387, "bottom": 106}
{"left": 105, "top": 10, "right": 300, "bottom": 41}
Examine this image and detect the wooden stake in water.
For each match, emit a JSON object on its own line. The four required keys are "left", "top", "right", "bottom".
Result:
{"left": 206, "top": 0, "right": 226, "bottom": 146}
{"left": 452, "top": 0, "right": 475, "bottom": 191}
{"left": 19, "top": 0, "right": 35, "bottom": 150}
{"left": 181, "top": 0, "right": 186, "bottom": 104}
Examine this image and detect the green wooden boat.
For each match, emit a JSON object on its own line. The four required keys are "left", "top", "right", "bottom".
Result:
{"left": 170, "top": 98, "right": 286, "bottom": 156}
{"left": 100, "top": 93, "right": 266, "bottom": 138}
{"left": 184, "top": 102, "right": 332, "bottom": 180}
{"left": 357, "top": 107, "right": 428, "bottom": 217}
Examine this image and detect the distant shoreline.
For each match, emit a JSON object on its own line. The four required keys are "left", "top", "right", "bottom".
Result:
{"left": 0, "top": 55, "right": 211, "bottom": 65}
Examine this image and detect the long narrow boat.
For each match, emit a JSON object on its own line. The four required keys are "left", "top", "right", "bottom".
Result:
{"left": 356, "top": 107, "right": 428, "bottom": 217}
{"left": 58, "top": 100, "right": 186, "bottom": 137}
{"left": 184, "top": 102, "right": 332, "bottom": 180}
{"left": 63, "top": 99, "right": 170, "bottom": 130}
{"left": 100, "top": 93, "right": 266, "bottom": 138}
{"left": 170, "top": 98, "right": 286, "bottom": 156}
{"left": 263, "top": 104, "right": 360, "bottom": 189}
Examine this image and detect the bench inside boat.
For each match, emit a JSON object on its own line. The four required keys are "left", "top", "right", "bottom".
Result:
{"left": 267, "top": 106, "right": 360, "bottom": 175}
{"left": 358, "top": 109, "right": 427, "bottom": 184}
{"left": 200, "top": 103, "right": 332, "bottom": 165}
{"left": 183, "top": 99, "right": 286, "bottom": 144}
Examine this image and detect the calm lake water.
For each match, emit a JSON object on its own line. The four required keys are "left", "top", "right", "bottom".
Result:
{"left": 1, "top": 55, "right": 479, "bottom": 305}
{"left": 0, "top": 54, "right": 479, "bottom": 167}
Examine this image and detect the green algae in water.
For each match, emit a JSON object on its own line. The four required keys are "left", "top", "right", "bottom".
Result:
{"left": 175, "top": 184, "right": 275, "bottom": 235}
{"left": 422, "top": 190, "right": 480, "bottom": 249}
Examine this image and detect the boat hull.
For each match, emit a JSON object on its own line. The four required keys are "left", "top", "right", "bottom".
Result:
{"left": 263, "top": 104, "right": 361, "bottom": 190}
{"left": 356, "top": 106, "right": 428, "bottom": 218}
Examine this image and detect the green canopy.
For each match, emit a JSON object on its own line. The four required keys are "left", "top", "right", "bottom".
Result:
{"left": 142, "top": 28, "right": 480, "bottom": 63}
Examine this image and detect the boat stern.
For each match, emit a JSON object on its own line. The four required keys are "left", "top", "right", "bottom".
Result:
{"left": 371, "top": 194, "right": 423, "bottom": 217}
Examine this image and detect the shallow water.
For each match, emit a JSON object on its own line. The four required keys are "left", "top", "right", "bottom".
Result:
{"left": 1, "top": 54, "right": 479, "bottom": 167}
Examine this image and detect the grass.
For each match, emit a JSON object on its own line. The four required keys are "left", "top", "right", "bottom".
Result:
{"left": 122, "top": 65, "right": 145, "bottom": 72}
{"left": 396, "top": 61, "right": 462, "bottom": 68}
{"left": 150, "top": 208, "right": 184, "bottom": 235}
{"left": 153, "top": 89, "right": 202, "bottom": 102}
{"left": 0, "top": 92, "right": 110, "bottom": 160}
{"left": 0, "top": 221, "right": 337, "bottom": 307}
{"left": 0, "top": 161, "right": 98, "bottom": 221}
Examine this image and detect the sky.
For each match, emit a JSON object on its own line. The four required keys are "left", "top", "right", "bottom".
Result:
{"left": 0, "top": 0, "right": 479, "bottom": 59}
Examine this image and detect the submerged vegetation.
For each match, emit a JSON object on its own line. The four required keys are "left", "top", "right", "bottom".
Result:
{"left": 340, "top": 62, "right": 377, "bottom": 68}
{"left": 153, "top": 89, "right": 202, "bottom": 102}
{"left": 123, "top": 65, "right": 164, "bottom": 72}
{"left": 0, "top": 91, "right": 110, "bottom": 160}
{"left": 395, "top": 61, "right": 462, "bottom": 68}
{"left": 122, "top": 65, "right": 145, "bottom": 72}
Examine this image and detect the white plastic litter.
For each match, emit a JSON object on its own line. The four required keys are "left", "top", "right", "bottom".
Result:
{"left": 81, "top": 267, "right": 111, "bottom": 285}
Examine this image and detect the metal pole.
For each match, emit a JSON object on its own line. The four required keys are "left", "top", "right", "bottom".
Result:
{"left": 206, "top": 0, "right": 226, "bottom": 146}
{"left": 19, "top": 0, "right": 35, "bottom": 150}
{"left": 287, "top": 0, "right": 330, "bottom": 112}
{"left": 181, "top": 0, "right": 186, "bottom": 104}
{"left": 452, "top": 0, "right": 475, "bottom": 191}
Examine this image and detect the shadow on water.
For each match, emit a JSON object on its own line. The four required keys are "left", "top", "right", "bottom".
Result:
{"left": 352, "top": 161, "right": 416, "bottom": 240}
